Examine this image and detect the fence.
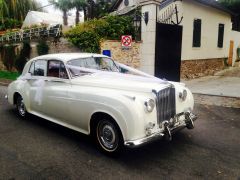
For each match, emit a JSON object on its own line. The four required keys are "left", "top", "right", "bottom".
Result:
{"left": 0, "top": 24, "right": 62, "bottom": 45}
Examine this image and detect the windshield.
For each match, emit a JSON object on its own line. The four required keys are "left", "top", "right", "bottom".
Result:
{"left": 67, "top": 57, "right": 119, "bottom": 77}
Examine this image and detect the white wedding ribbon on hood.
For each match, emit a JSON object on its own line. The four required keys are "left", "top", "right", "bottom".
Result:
{"left": 66, "top": 63, "right": 167, "bottom": 84}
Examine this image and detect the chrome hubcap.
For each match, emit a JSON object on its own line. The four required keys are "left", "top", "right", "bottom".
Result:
{"left": 98, "top": 121, "right": 118, "bottom": 150}
{"left": 18, "top": 98, "right": 26, "bottom": 116}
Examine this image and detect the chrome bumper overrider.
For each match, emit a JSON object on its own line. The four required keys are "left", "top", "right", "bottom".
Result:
{"left": 124, "top": 111, "right": 197, "bottom": 148}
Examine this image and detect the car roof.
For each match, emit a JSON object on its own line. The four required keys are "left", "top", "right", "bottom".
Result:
{"left": 30, "top": 53, "right": 109, "bottom": 63}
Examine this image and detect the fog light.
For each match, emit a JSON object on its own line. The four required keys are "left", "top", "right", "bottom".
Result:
{"left": 179, "top": 89, "right": 187, "bottom": 101}
{"left": 146, "top": 122, "right": 155, "bottom": 136}
{"left": 144, "top": 99, "right": 155, "bottom": 112}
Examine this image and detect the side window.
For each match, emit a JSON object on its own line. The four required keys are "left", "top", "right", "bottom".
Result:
{"left": 29, "top": 60, "right": 47, "bottom": 76}
{"left": 34, "top": 60, "right": 47, "bottom": 76}
{"left": 218, "top": 24, "right": 224, "bottom": 48}
{"left": 193, "top": 19, "right": 201, "bottom": 47}
{"left": 48, "top": 60, "right": 68, "bottom": 79}
{"left": 60, "top": 62, "right": 69, "bottom": 79}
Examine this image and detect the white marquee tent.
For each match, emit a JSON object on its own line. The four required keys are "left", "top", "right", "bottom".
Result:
{"left": 22, "top": 11, "right": 84, "bottom": 28}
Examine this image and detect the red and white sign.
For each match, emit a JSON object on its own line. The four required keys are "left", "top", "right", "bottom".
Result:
{"left": 121, "top": 35, "right": 132, "bottom": 48}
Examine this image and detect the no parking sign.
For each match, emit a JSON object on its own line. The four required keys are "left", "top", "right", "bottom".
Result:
{"left": 121, "top": 35, "right": 132, "bottom": 49}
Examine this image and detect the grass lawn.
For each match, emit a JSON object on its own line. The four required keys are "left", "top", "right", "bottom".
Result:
{"left": 0, "top": 71, "right": 20, "bottom": 80}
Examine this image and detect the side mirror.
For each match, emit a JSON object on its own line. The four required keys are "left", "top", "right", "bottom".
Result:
{"left": 18, "top": 73, "right": 32, "bottom": 80}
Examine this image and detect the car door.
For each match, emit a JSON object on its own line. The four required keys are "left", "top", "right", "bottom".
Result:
{"left": 27, "top": 59, "right": 48, "bottom": 113}
{"left": 41, "top": 60, "right": 71, "bottom": 123}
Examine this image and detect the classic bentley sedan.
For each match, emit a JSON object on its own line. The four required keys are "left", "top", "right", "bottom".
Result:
{"left": 6, "top": 53, "right": 197, "bottom": 154}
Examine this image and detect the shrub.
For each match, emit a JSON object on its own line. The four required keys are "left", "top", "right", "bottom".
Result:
{"left": 37, "top": 40, "right": 49, "bottom": 55}
{"left": 1, "top": 45, "right": 16, "bottom": 71}
{"left": 65, "top": 15, "right": 135, "bottom": 53}
{"left": 0, "top": 18, "right": 22, "bottom": 31}
{"left": 15, "top": 42, "right": 31, "bottom": 73}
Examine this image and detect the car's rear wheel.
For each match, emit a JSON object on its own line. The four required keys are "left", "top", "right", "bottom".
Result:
{"left": 95, "top": 118, "right": 123, "bottom": 155}
{"left": 16, "top": 95, "right": 27, "bottom": 118}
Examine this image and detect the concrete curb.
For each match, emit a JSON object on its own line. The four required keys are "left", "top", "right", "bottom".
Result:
{"left": 193, "top": 92, "right": 240, "bottom": 99}
{"left": 193, "top": 93, "right": 240, "bottom": 109}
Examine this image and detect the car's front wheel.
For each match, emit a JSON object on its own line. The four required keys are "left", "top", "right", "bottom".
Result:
{"left": 16, "top": 95, "right": 27, "bottom": 118}
{"left": 96, "top": 118, "right": 123, "bottom": 155}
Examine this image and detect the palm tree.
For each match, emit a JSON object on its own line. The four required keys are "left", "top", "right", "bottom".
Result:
{"left": 5, "top": 0, "right": 40, "bottom": 21}
{"left": 0, "top": 0, "right": 8, "bottom": 23}
{"left": 49, "top": 0, "right": 73, "bottom": 26}
{"left": 72, "top": 0, "right": 87, "bottom": 24}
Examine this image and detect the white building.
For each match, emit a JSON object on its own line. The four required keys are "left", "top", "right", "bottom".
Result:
{"left": 111, "top": 0, "right": 240, "bottom": 80}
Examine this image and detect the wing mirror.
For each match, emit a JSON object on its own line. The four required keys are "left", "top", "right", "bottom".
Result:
{"left": 18, "top": 73, "right": 32, "bottom": 80}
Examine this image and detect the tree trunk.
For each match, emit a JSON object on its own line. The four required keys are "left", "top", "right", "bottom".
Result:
{"left": 63, "top": 10, "right": 68, "bottom": 26}
{"left": 75, "top": 8, "right": 80, "bottom": 25}
{"left": 83, "top": 7, "right": 87, "bottom": 21}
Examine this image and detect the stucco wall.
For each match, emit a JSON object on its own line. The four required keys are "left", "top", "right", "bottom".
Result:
{"left": 181, "top": 0, "right": 231, "bottom": 60}
{"left": 230, "top": 30, "right": 240, "bottom": 66}
{"left": 140, "top": 3, "right": 158, "bottom": 75}
{"left": 100, "top": 40, "right": 141, "bottom": 68}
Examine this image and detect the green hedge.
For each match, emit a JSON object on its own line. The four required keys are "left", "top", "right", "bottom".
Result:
{"left": 0, "top": 71, "right": 20, "bottom": 80}
{"left": 65, "top": 16, "right": 135, "bottom": 53}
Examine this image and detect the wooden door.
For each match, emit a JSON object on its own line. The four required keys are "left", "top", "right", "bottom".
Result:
{"left": 228, "top": 40, "right": 234, "bottom": 66}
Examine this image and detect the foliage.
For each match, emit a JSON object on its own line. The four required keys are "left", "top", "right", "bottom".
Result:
{"left": 219, "top": 0, "right": 240, "bottom": 31}
{"left": 0, "top": 70, "right": 20, "bottom": 80}
{"left": 49, "top": 0, "right": 73, "bottom": 25}
{"left": 37, "top": 40, "right": 49, "bottom": 55}
{"left": 0, "top": 0, "right": 8, "bottom": 23}
{"left": 1, "top": 45, "right": 16, "bottom": 71}
{"left": 72, "top": 0, "right": 87, "bottom": 24}
{"left": 93, "top": 0, "right": 114, "bottom": 18}
{"left": 0, "top": 18, "right": 22, "bottom": 31}
{"left": 65, "top": 15, "right": 134, "bottom": 53}
{"left": 219, "top": 0, "right": 240, "bottom": 13}
{"left": 0, "top": 0, "right": 40, "bottom": 23}
{"left": 15, "top": 42, "right": 31, "bottom": 73}
{"left": 49, "top": 0, "right": 115, "bottom": 25}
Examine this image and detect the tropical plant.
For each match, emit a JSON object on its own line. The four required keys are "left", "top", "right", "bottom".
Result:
{"left": 72, "top": 0, "right": 87, "bottom": 24}
{"left": 0, "top": 0, "right": 8, "bottom": 23}
{"left": 4, "top": 0, "right": 40, "bottom": 21}
{"left": 49, "top": 0, "right": 73, "bottom": 26}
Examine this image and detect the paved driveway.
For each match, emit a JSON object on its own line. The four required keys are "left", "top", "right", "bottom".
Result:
{"left": 183, "top": 67, "right": 240, "bottom": 98}
{"left": 0, "top": 86, "right": 239, "bottom": 179}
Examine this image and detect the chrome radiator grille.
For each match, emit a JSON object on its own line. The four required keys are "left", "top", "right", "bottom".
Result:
{"left": 155, "top": 86, "right": 176, "bottom": 123}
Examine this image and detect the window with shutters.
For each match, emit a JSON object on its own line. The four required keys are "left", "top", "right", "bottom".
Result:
{"left": 193, "top": 19, "right": 201, "bottom": 47}
{"left": 218, "top": 24, "right": 224, "bottom": 48}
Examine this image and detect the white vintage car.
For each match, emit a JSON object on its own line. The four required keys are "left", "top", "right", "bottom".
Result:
{"left": 6, "top": 53, "right": 197, "bottom": 154}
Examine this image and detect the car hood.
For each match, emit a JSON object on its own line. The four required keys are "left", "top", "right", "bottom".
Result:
{"left": 70, "top": 72, "right": 172, "bottom": 93}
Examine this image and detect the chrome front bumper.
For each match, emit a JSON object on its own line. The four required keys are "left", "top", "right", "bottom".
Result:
{"left": 124, "top": 111, "right": 197, "bottom": 148}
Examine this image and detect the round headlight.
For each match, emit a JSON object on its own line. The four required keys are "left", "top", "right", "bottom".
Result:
{"left": 179, "top": 89, "right": 187, "bottom": 101}
{"left": 144, "top": 99, "right": 155, "bottom": 112}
